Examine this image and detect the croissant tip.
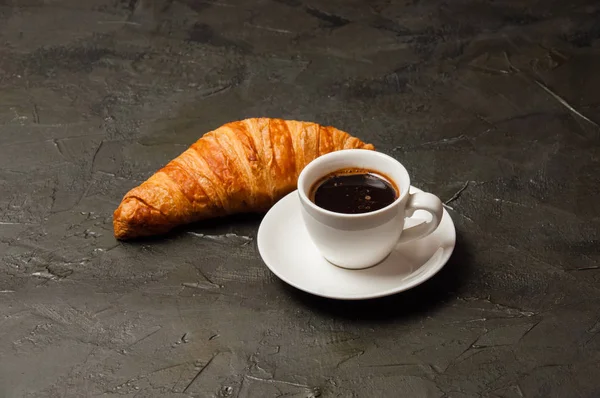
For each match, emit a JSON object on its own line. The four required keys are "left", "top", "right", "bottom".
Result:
{"left": 112, "top": 205, "right": 131, "bottom": 240}
{"left": 112, "top": 197, "right": 173, "bottom": 240}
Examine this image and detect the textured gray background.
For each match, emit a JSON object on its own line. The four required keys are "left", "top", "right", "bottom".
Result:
{"left": 1, "top": 0, "right": 600, "bottom": 397}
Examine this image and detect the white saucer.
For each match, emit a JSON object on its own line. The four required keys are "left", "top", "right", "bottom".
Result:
{"left": 257, "top": 186, "right": 456, "bottom": 300}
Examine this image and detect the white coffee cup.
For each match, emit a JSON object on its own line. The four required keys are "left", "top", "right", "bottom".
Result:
{"left": 297, "top": 149, "right": 443, "bottom": 269}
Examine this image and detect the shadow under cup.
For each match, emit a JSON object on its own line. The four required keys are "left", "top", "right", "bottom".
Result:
{"left": 297, "top": 149, "right": 413, "bottom": 269}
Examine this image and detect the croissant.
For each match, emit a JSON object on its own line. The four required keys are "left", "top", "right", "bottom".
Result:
{"left": 113, "top": 118, "right": 374, "bottom": 239}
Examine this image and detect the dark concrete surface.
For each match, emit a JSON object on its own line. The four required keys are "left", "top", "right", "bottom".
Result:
{"left": 1, "top": 0, "right": 600, "bottom": 397}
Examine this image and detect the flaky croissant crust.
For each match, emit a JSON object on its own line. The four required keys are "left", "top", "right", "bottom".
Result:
{"left": 113, "top": 118, "right": 374, "bottom": 239}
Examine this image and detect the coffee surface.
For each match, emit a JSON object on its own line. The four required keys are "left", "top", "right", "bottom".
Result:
{"left": 311, "top": 169, "right": 398, "bottom": 214}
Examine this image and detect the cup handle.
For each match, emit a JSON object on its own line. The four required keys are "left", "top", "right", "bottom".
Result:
{"left": 397, "top": 191, "right": 443, "bottom": 244}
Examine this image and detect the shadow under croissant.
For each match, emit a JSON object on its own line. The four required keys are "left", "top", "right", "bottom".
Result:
{"left": 280, "top": 231, "right": 474, "bottom": 323}
{"left": 119, "top": 212, "right": 266, "bottom": 244}
{"left": 117, "top": 216, "right": 474, "bottom": 324}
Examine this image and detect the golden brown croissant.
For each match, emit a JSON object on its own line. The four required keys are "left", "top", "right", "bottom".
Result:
{"left": 113, "top": 118, "right": 374, "bottom": 239}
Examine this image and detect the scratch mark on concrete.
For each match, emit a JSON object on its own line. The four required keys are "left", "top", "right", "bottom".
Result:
{"left": 199, "top": 84, "right": 233, "bottom": 98}
{"left": 171, "top": 367, "right": 187, "bottom": 393}
{"left": 394, "top": 133, "right": 482, "bottom": 151}
{"left": 180, "top": 333, "right": 189, "bottom": 343}
{"left": 459, "top": 296, "right": 536, "bottom": 317}
{"left": 518, "top": 320, "right": 542, "bottom": 343}
{"left": 182, "top": 281, "right": 221, "bottom": 290}
{"left": 196, "top": 0, "right": 235, "bottom": 7}
{"left": 52, "top": 139, "right": 67, "bottom": 160}
{"left": 245, "top": 375, "right": 311, "bottom": 388}
{"left": 582, "top": 320, "right": 600, "bottom": 346}
{"left": 305, "top": 7, "right": 350, "bottom": 28}
{"left": 516, "top": 384, "right": 525, "bottom": 397}
{"left": 362, "top": 362, "right": 420, "bottom": 368}
{"left": 194, "top": 266, "right": 219, "bottom": 287}
{"left": 31, "top": 271, "right": 58, "bottom": 280}
{"left": 125, "top": 326, "right": 162, "bottom": 350}
{"left": 444, "top": 181, "right": 470, "bottom": 205}
{"left": 448, "top": 337, "right": 482, "bottom": 365}
{"left": 493, "top": 198, "right": 527, "bottom": 207}
{"left": 182, "top": 353, "right": 218, "bottom": 393}
{"left": 94, "top": 305, "right": 114, "bottom": 315}
{"left": 336, "top": 349, "right": 364, "bottom": 368}
{"left": 570, "top": 265, "right": 600, "bottom": 271}
{"left": 148, "top": 362, "right": 190, "bottom": 375}
{"left": 587, "top": 320, "right": 600, "bottom": 334}
{"left": 244, "top": 23, "right": 294, "bottom": 34}
{"left": 188, "top": 232, "right": 253, "bottom": 245}
{"left": 3, "top": 134, "right": 105, "bottom": 148}
{"left": 109, "top": 362, "right": 190, "bottom": 394}
{"left": 469, "top": 64, "right": 511, "bottom": 75}
{"left": 503, "top": 51, "right": 599, "bottom": 128}
{"left": 32, "top": 103, "right": 40, "bottom": 124}
{"left": 98, "top": 20, "right": 141, "bottom": 26}
{"left": 534, "top": 79, "right": 599, "bottom": 128}
{"left": 90, "top": 140, "right": 104, "bottom": 170}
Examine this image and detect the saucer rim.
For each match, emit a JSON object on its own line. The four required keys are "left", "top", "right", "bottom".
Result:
{"left": 257, "top": 187, "right": 456, "bottom": 300}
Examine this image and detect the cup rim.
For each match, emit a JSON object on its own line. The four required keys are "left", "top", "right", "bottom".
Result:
{"left": 297, "top": 149, "right": 411, "bottom": 219}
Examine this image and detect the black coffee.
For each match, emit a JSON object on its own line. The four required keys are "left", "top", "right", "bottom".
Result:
{"left": 311, "top": 168, "right": 398, "bottom": 214}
